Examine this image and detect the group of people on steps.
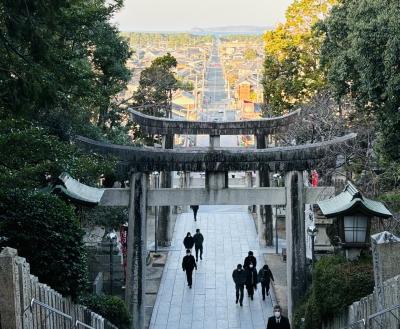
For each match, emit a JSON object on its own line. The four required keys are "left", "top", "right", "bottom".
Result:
{"left": 181, "top": 206, "right": 290, "bottom": 328}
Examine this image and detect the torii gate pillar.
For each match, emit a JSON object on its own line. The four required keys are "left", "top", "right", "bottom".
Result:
{"left": 158, "top": 134, "right": 174, "bottom": 246}
{"left": 125, "top": 172, "right": 148, "bottom": 329}
{"left": 285, "top": 171, "right": 307, "bottom": 321}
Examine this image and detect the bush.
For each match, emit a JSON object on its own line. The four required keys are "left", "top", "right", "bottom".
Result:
{"left": 0, "top": 190, "right": 87, "bottom": 300}
{"left": 294, "top": 255, "right": 374, "bottom": 329}
{"left": 80, "top": 295, "right": 131, "bottom": 329}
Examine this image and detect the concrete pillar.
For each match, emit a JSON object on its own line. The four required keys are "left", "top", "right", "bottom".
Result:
{"left": 285, "top": 171, "right": 306, "bottom": 322}
{"left": 255, "top": 134, "right": 273, "bottom": 246}
{"left": 210, "top": 135, "right": 220, "bottom": 148}
{"left": 158, "top": 134, "right": 173, "bottom": 246}
{"left": 125, "top": 173, "right": 148, "bottom": 329}
{"left": 0, "top": 248, "right": 22, "bottom": 329}
{"left": 205, "top": 171, "right": 228, "bottom": 190}
{"left": 182, "top": 172, "right": 191, "bottom": 212}
{"left": 245, "top": 171, "right": 254, "bottom": 212}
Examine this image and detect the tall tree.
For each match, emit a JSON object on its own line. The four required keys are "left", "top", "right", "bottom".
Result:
{"left": 319, "top": 0, "right": 400, "bottom": 164}
{"left": 262, "top": 0, "right": 337, "bottom": 115}
{"left": 0, "top": 0, "right": 131, "bottom": 138}
{"left": 133, "top": 53, "right": 178, "bottom": 118}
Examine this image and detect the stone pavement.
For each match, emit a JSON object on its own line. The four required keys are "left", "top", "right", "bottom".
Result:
{"left": 150, "top": 205, "right": 274, "bottom": 329}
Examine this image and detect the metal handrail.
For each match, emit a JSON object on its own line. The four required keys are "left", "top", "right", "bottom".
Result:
{"left": 76, "top": 320, "right": 95, "bottom": 329}
{"left": 368, "top": 303, "right": 400, "bottom": 328}
{"left": 30, "top": 298, "right": 97, "bottom": 329}
{"left": 30, "top": 298, "right": 73, "bottom": 321}
{"left": 339, "top": 319, "right": 366, "bottom": 329}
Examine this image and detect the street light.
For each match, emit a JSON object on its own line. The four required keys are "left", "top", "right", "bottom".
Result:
{"left": 307, "top": 225, "right": 318, "bottom": 265}
{"left": 106, "top": 232, "right": 117, "bottom": 294}
{"left": 272, "top": 173, "right": 282, "bottom": 254}
{"left": 153, "top": 172, "right": 160, "bottom": 253}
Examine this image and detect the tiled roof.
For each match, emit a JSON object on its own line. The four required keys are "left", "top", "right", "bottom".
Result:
{"left": 317, "top": 182, "right": 392, "bottom": 218}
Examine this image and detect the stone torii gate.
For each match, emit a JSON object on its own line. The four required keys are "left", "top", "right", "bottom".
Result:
{"left": 129, "top": 108, "right": 301, "bottom": 247}
{"left": 75, "top": 111, "right": 356, "bottom": 329}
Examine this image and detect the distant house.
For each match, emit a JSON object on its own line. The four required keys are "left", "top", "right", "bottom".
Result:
{"left": 238, "top": 100, "right": 262, "bottom": 120}
{"left": 173, "top": 91, "right": 199, "bottom": 121}
{"left": 236, "top": 80, "right": 252, "bottom": 101}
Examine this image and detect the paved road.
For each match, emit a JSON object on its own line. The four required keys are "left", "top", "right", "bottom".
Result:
{"left": 149, "top": 206, "right": 274, "bottom": 329}
{"left": 197, "top": 40, "right": 238, "bottom": 148}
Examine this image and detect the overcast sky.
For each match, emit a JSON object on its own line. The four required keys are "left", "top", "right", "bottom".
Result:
{"left": 112, "top": 0, "right": 294, "bottom": 31}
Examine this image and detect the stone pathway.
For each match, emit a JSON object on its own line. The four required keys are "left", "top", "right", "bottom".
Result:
{"left": 150, "top": 206, "right": 274, "bottom": 329}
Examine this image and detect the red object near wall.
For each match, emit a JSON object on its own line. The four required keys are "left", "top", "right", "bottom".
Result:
{"left": 311, "top": 170, "right": 319, "bottom": 187}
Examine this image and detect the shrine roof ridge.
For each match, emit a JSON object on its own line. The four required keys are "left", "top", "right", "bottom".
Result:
{"left": 129, "top": 108, "right": 301, "bottom": 135}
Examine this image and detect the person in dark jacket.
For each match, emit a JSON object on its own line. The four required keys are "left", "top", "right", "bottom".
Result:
{"left": 183, "top": 232, "right": 194, "bottom": 250}
{"left": 193, "top": 228, "right": 204, "bottom": 261}
{"left": 232, "top": 264, "right": 247, "bottom": 306}
{"left": 182, "top": 249, "right": 197, "bottom": 288}
{"left": 243, "top": 250, "right": 257, "bottom": 270}
{"left": 245, "top": 263, "right": 258, "bottom": 300}
{"left": 266, "top": 305, "right": 291, "bottom": 329}
{"left": 190, "top": 205, "right": 199, "bottom": 221}
{"left": 258, "top": 264, "right": 275, "bottom": 300}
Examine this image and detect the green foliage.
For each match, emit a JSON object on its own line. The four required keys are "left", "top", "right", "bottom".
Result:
{"left": 81, "top": 207, "right": 127, "bottom": 231}
{"left": 294, "top": 255, "right": 374, "bottom": 329}
{"left": 0, "top": 119, "right": 115, "bottom": 190}
{"left": 177, "top": 79, "right": 194, "bottom": 92}
{"left": 80, "top": 294, "right": 131, "bottom": 329}
{"left": 319, "top": 0, "right": 400, "bottom": 163}
{"left": 133, "top": 53, "right": 178, "bottom": 118}
{"left": 0, "top": 0, "right": 131, "bottom": 138}
{"left": 262, "top": 0, "right": 337, "bottom": 115}
{"left": 244, "top": 48, "right": 258, "bottom": 61}
{"left": 0, "top": 190, "right": 87, "bottom": 300}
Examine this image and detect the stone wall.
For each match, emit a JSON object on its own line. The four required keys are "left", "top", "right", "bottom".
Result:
{"left": 86, "top": 241, "right": 125, "bottom": 298}
{"left": 322, "top": 274, "right": 400, "bottom": 329}
{"left": 0, "top": 247, "right": 119, "bottom": 329}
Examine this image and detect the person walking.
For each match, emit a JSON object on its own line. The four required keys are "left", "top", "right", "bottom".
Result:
{"left": 190, "top": 205, "right": 199, "bottom": 221}
{"left": 245, "top": 263, "right": 258, "bottom": 300}
{"left": 243, "top": 250, "right": 257, "bottom": 270}
{"left": 193, "top": 228, "right": 204, "bottom": 261}
{"left": 183, "top": 232, "right": 194, "bottom": 250}
{"left": 232, "top": 264, "right": 247, "bottom": 306}
{"left": 266, "top": 305, "right": 291, "bottom": 329}
{"left": 182, "top": 249, "right": 197, "bottom": 288}
{"left": 258, "top": 264, "right": 275, "bottom": 300}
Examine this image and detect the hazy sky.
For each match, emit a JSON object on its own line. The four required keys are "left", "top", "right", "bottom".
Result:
{"left": 112, "top": 0, "right": 294, "bottom": 31}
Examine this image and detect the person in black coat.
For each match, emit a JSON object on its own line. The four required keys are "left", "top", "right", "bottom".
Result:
{"left": 183, "top": 232, "right": 194, "bottom": 250}
{"left": 193, "top": 228, "right": 204, "bottom": 261}
{"left": 243, "top": 250, "right": 257, "bottom": 270}
{"left": 266, "top": 305, "right": 291, "bottom": 329}
{"left": 182, "top": 249, "right": 197, "bottom": 288}
{"left": 245, "top": 263, "right": 258, "bottom": 300}
{"left": 232, "top": 264, "right": 247, "bottom": 306}
{"left": 190, "top": 205, "right": 199, "bottom": 221}
{"left": 258, "top": 264, "right": 275, "bottom": 300}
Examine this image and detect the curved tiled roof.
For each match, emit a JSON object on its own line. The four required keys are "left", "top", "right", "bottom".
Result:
{"left": 317, "top": 182, "right": 392, "bottom": 218}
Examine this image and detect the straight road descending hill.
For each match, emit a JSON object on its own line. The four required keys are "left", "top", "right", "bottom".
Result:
{"left": 150, "top": 205, "right": 273, "bottom": 329}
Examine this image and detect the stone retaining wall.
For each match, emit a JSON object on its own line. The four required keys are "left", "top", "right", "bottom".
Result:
{"left": 0, "top": 247, "right": 119, "bottom": 329}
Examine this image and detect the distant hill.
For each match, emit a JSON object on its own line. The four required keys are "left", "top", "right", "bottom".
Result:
{"left": 190, "top": 26, "right": 272, "bottom": 35}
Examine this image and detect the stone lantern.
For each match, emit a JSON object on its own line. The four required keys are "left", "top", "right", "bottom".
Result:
{"left": 317, "top": 182, "right": 392, "bottom": 260}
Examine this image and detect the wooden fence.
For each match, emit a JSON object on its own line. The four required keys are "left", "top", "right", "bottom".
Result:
{"left": 0, "top": 247, "right": 119, "bottom": 329}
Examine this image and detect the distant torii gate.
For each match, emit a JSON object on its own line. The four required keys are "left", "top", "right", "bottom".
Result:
{"left": 75, "top": 110, "right": 356, "bottom": 329}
